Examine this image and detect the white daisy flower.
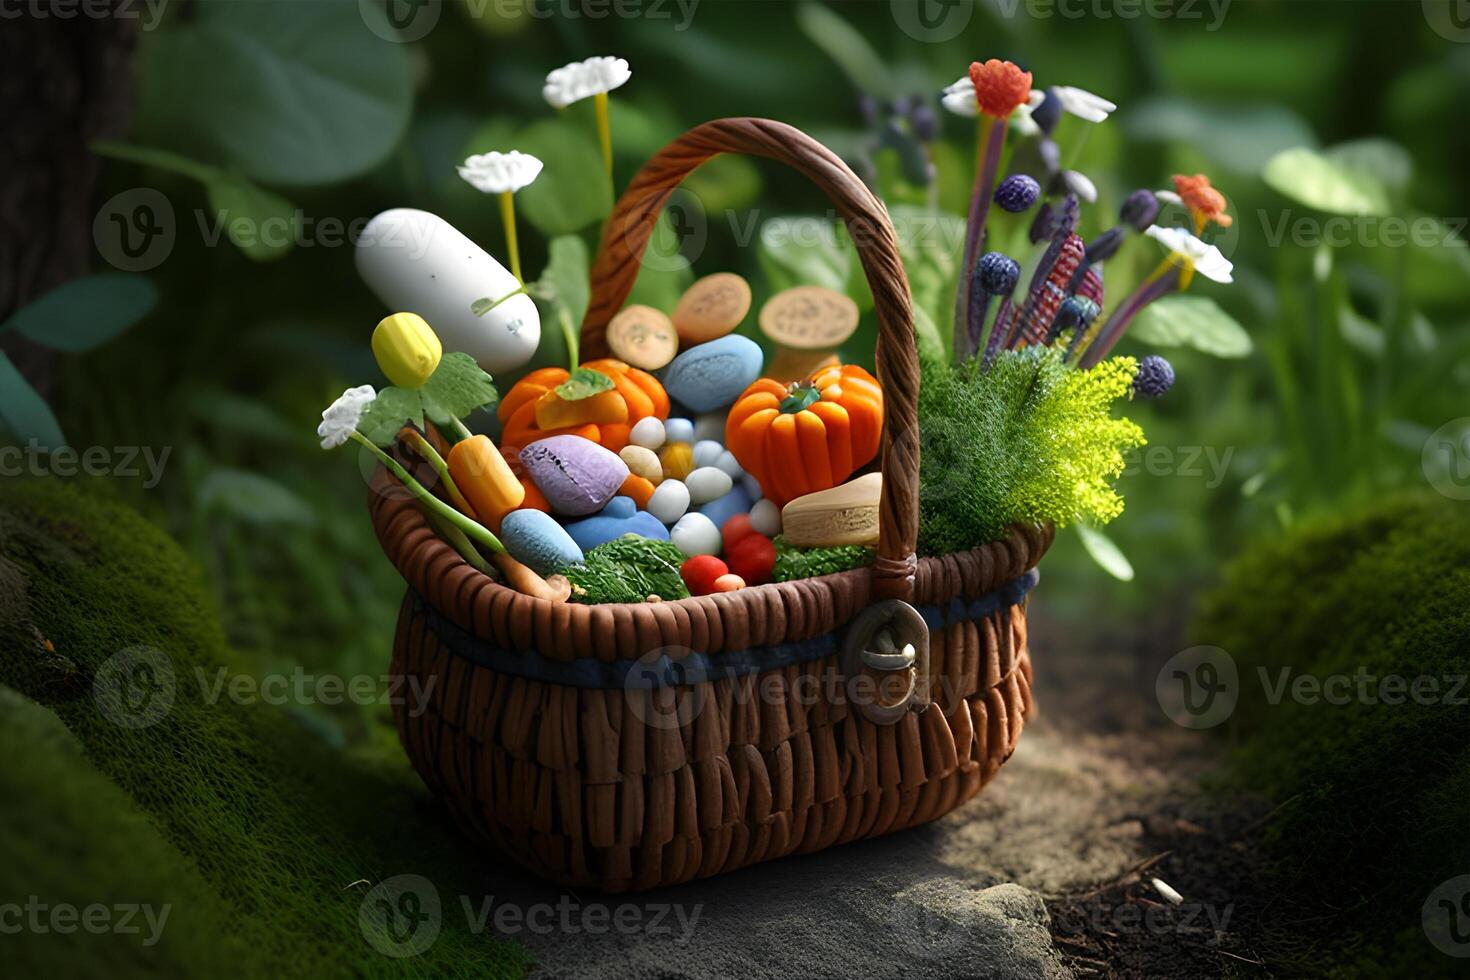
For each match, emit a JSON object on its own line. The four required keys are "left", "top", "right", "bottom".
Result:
{"left": 457, "top": 151, "right": 544, "bottom": 195}
{"left": 1146, "top": 225, "right": 1234, "bottom": 284}
{"left": 942, "top": 77, "right": 1043, "bottom": 118}
{"left": 543, "top": 56, "right": 631, "bottom": 109}
{"left": 317, "top": 384, "right": 376, "bottom": 449}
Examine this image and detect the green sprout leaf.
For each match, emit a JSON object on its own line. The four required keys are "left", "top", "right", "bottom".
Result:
{"left": 419, "top": 352, "right": 498, "bottom": 427}
{"left": 1129, "top": 295, "right": 1253, "bottom": 358}
{"left": 555, "top": 367, "right": 614, "bottom": 402}
{"left": 0, "top": 351, "right": 66, "bottom": 450}
{"left": 356, "top": 386, "right": 424, "bottom": 447}
{"left": 1076, "top": 523, "right": 1135, "bottom": 582}
{"left": 1, "top": 273, "right": 157, "bottom": 353}
{"left": 1262, "top": 147, "right": 1392, "bottom": 217}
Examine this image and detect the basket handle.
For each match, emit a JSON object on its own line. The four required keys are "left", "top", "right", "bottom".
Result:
{"left": 582, "top": 118, "right": 920, "bottom": 600}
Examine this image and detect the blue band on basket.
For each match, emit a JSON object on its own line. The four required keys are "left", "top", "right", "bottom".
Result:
{"left": 411, "top": 568, "right": 1038, "bottom": 690}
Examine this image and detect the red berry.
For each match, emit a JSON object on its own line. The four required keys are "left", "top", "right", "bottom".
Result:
{"left": 726, "top": 532, "right": 776, "bottom": 586}
{"left": 680, "top": 555, "right": 729, "bottom": 596}
{"left": 721, "top": 513, "right": 756, "bottom": 552}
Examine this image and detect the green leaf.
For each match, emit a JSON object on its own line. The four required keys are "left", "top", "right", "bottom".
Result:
{"left": 135, "top": 0, "right": 412, "bottom": 186}
{"left": 540, "top": 236, "right": 591, "bottom": 326}
{"left": 418, "top": 353, "right": 498, "bottom": 428}
{"left": 758, "top": 216, "right": 852, "bottom": 296}
{"left": 1124, "top": 98, "right": 1317, "bottom": 175}
{"left": 1324, "top": 138, "right": 1412, "bottom": 193}
{"left": 626, "top": 210, "right": 693, "bottom": 311}
{"left": 1076, "top": 523, "right": 1134, "bottom": 582}
{"left": 0, "top": 351, "right": 65, "bottom": 449}
{"left": 795, "top": 2, "right": 896, "bottom": 97}
{"left": 1129, "top": 295, "right": 1253, "bottom": 358}
{"left": 1, "top": 273, "right": 156, "bottom": 353}
{"left": 196, "top": 468, "right": 317, "bottom": 527}
{"left": 1262, "top": 147, "right": 1392, "bottom": 217}
{"left": 356, "top": 386, "right": 424, "bottom": 447}
{"left": 555, "top": 367, "right": 614, "bottom": 401}
{"left": 204, "top": 173, "right": 297, "bottom": 262}
{"left": 514, "top": 119, "right": 613, "bottom": 235}
{"left": 1338, "top": 306, "right": 1385, "bottom": 357}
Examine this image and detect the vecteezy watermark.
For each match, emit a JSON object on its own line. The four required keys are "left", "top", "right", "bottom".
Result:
{"left": 1121, "top": 445, "right": 1235, "bottom": 489}
{"left": 1053, "top": 899, "right": 1235, "bottom": 942}
{"left": 1423, "top": 417, "right": 1470, "bottom": 501}
{"left": 1257, "top": 666, "right": 1468, "bottom": 708}
{"left": 94, "top": 188, "right": 176, "bottom": 273}
{"left": 357, "top": 875, "right": 703, "bottom": 958}
{"left": 95, "top": 190, "right": 443, "bottom": 271}
{"left": 360, "top": 0, "right": 698, "bottom": 43}
{"left": 0, "top": 0, "right": 169, "bottom": 30}
{"left": 1155, "top": 646, "right": 1238, "bottom": 729}
{"left": 0, "top": 898, "right": 171, "bottom": 947}
{"left": 890, "top": 0, "right": 975, "bottom": 42}
{"left": 987, "top": 0, "right": 1230, "bottom": 31}
{"left": 0, "top": 441, "right": 171, "bottom": 489}
{"left": 1424, "top": 875, "right": 1470, "bottom": 958}
{"left": 1423, "top": 0, "right": 1470, "bottom": 43}
{"left": 1258, "top": 211, "right": 1468, "bottom": 250}
{"left": 193, "top": 667, "right": 438, "bottom": 718}
{"left": 93, "top": 647, "right": 176, "bottom": 730}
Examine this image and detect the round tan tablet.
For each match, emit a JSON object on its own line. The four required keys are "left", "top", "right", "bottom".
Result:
{"left": 671, "top": 273, "right": 752, "bottom": 344}
{"left": 606, "top": 304, "right": 679, "bottom": 371}
{"left": 759, "top": 285, "right": 860, "bottom": 351}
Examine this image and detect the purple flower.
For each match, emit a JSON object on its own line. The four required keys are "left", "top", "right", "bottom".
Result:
{"left": 994, "top": 174, "right": 1041, "bottom": 213}
{"left": 1133, "top": 355, "right": 1175, "bottom": 398}
{"left": 1121, "top": 189, "right": 1160, "bottom": 231}
{"left": 978, "top": 251, "right": 1021, "bottom": 294}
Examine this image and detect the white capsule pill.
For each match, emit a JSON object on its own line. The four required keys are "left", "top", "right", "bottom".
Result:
{"left": 629, "top": 416, "right": 666, "bottom": 450}
{"left": 355, "top": 208, "right": 539, "bottom": 374}
{"left": 664, "top": 418, "right": 694, "bottom": 444}
{"left": 647, "top": 479, "right": 690, "bottom": 525}
{"left": 671, "top": 511, "right": 722, "bottom": 557}
{"left": 692, "top": 439, "right": 724, "bottom": 468}
{"left": 685, "top": 466, "right": 733, "bottom": 506}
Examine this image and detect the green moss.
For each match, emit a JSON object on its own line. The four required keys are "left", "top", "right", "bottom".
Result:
{"left": 0, "top": 479, "right": 529, "bottom": 979}
{"left": 1194, "top": 493, "right": 1470, "bottom": 975}
{"left": 916, "top": 347, "right": 1143, "bottom": 554}
{"left": 772, "top": 536, "right": 875, "bottom": 581}
{"left": 566, "top": 535, "right": 690, "bottom": 604}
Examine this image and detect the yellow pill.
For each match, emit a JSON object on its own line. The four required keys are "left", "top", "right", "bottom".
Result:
{"left": 372, "top": 312, "right": 442, "bottom": 389}
{"left": 659, "top": 442, "right": 695, "bottom": 482}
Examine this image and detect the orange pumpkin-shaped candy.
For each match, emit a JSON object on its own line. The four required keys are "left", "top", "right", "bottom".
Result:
{"left": 725, "top": 363, "right": 883, "bottom": 506}
{"left": 497, "top": 359, "right": 669, "bottom": 454}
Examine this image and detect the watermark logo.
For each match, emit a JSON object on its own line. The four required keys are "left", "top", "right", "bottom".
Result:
{"left": 0, "top": 898, "right": 171, "bottom": 946}
{"left": 360, "top": 0, "right": 442, "bottom": 42}
{"left": 1156, "top": 645, "right": 1237, "bottom": 729}
{"left": 1424, "top": 0, "right": 1470, "bottom": 42}
{"left": 93, "top": 646, "right": 176, "bottom": 730}
{"left": 359, "top": 874, "right": 442, "bottom": 958}
{"left": 1423, "top": 417, "right": 1470, "bottom": 500}
{"left": 891, "top": 0, "right": 974, "bottom": 42}
{"left": 0, "top": 0, "right": 170, "bottom": 29}
{"left": 1424, "top": 875, "right": 1470, "bottom": 958}
{"left": 93, "top": 188, "right": 175, "bottom": 272}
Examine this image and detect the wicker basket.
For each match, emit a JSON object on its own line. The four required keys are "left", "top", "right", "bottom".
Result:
{"left": 368, "top": 118, "right": 1053, "bottom": 892}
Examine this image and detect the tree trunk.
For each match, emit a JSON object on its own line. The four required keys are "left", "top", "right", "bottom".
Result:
{"left": 0, "top": 4, "right": 138, "bottom": 397}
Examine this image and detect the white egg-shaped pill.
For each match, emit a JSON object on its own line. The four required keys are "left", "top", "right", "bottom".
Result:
{"left": 742, "top": 474, "right": 764, "bottom": 501}
{"left": 693, "top": 412, "right": 726, "bottom": 444}
{"left": 664, "top": 418, "right": 695, "bottom": 444}
{"left": 647, "top": 479, "right": 690, "bottom": 525}
{"left": 671, "top": 512, "right": 721, "bottom": 557}
{"left": 629, "top": 416, "right": 666, "bottom": 450}
{"left": 714, "top": 450, "right": 743, "bottom": 480}
{"left": 749, "top": 498, "right": 782, "bottom": 537}
{"left": 685, "top": 466, "right": 733, "bottom": 506}
{"left": 619, "top": 445, "right": 664, "bottom": 482}
{"left": 692, "top": 439, "right": 724, "bottom": 468}
{"left": 355, "top": 208, "right": 539, "bottom": 374}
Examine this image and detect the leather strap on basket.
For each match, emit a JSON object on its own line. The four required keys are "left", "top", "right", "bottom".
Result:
{"left": 582, "top": 118, "right": 920, "bottom": 601}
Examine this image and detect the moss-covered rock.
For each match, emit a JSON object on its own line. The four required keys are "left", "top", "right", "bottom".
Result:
{"left": 1194, "top": 493, "right": 1470, "bottom": 975}
{"left": 0, "top": 479, "right": 528, "bottom": 979}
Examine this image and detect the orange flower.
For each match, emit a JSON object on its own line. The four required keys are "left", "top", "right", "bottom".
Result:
{"left": 969, "top": 59, "right": 1033, "bottom": 118}
{"left": 1173, "top": 173, "right": 1232, "bottom": 229}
